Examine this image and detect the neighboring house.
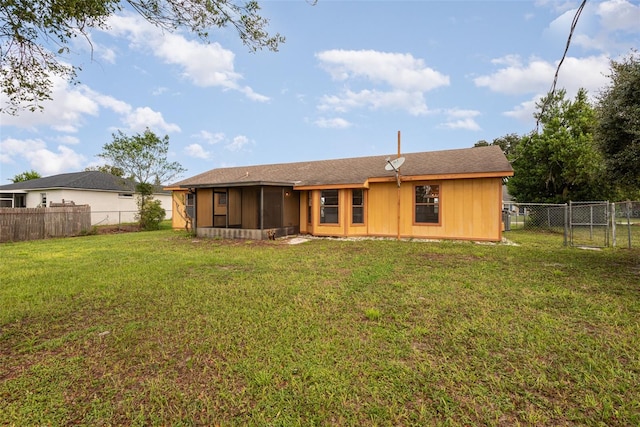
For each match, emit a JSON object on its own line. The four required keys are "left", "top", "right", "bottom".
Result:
{"left": 0, "top": 171, "right": 173, "bottom": 225}
{"left": 166, "top": 145, "right": 514, "bottom": 241}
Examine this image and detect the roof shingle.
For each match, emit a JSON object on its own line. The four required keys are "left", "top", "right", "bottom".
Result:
{"left": 0, "top": 171, "right": 167, "bottom": 193}
{"left": 171, "top": 145, "right": 513, "bottom": 188}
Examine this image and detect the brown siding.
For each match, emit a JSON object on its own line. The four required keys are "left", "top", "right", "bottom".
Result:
{"left": 284, "top": 190, "right": 300, "bottom": 227}
{"left": 228, "top": 188, "right": 242, "bottom": 227}
{"left": 241, "top": 187, "right": 259, "bottom": 229}
{"left": 197, "top": 189, "right": 213, "bottom": 227}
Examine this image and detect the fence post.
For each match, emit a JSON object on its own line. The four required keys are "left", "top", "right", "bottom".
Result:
{"left": 563, "top": 203, "right": 568, "bottom": 246}
{"left": 605, "top": 201, "right": 610, "bottom": 247}
{"left": 611, "top": 202, "right": 616, "bottom": 247}
{"left": 627, "top": 201, "right": 633, "bottom": 249}
{"left": 569, "top": 201, "right": 573, "bottom": 246}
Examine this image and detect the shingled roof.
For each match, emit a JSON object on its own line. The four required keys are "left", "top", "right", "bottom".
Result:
{"left": 0, "top": 171, "right": 167, "bottom": 193}
{"left": 171, "top": 145, "right": 513, "bottom": 188}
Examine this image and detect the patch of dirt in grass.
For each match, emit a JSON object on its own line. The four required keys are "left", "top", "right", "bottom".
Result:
{"left": 96, "top": 225, "right": 140, "bottom": 234}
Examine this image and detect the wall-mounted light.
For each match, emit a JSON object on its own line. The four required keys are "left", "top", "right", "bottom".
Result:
{"left": 285, "top": 191, "right": 291, "bottom": 197}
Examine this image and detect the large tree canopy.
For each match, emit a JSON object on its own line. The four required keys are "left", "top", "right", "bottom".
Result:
{"left": 507, "top": 89, "right": 609, "bottom": 203}
{"left": 0, "top": 0, "right": 285, "bottom": 115}
{"left": 595, "top": 51, "right": 640, "bottom": 195}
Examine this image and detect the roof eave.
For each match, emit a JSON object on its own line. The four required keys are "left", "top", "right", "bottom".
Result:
{"left": 177, "top": 180, "right": 298, "bottom": 189}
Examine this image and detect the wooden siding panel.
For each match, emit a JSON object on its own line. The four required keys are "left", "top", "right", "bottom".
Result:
{"left": 241, "top": 187, "right": 259, "bottom": 229}
{"left": 405, "top": 178, "right": 502, "bottom": 241}
{"left": 228, "top": 188, "right": 242, "bottom": 227}
{"left": 171, "top": 190, "right": 188, "bottom": 230}
{"left": 367, "top": 182, "right": 398, "bottom": 236}
{"left": 197, "top": 189, "right": 213, "bottom": 227}
{"left": 284, "top": 190, "right": 300, "bottom": 227}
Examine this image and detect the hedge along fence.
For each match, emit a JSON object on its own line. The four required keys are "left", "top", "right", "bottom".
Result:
{"left": 0, "top": 206, "right": 92, "bottom": 243}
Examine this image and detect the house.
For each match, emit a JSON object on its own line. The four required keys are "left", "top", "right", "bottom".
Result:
{"left": 166, "top": 145, "right": 514, "bottom": 241}
{"left": 0, "top": 171, "right": 173, "bottom": 225}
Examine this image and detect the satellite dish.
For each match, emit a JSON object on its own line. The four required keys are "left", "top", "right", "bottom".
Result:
{"left": 385, "top": 156, "right": 405, "bottom": 171}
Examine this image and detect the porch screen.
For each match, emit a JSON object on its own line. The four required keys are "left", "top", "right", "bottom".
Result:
{"left": 262, "top": 187, "right": 283, "bottom": 229}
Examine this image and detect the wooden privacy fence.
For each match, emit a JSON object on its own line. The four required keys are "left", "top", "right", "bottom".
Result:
{"left": 0, "top": 206, "right": 92, "bottom": 243}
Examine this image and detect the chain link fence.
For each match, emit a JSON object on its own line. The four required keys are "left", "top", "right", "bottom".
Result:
{"left": 503, "top": 201, "right": 639, "bottom": 248}
{"left": 90, "top": 209, "right": 173, "bottom": 230}
{"left": 611, "top": 201, "right": 640, "bottom": 249}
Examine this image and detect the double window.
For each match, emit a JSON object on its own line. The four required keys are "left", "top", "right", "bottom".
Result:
{"left": 320, "top": 189, "right": 339, "bottom": 224}
{"left": 415, "top": 184, "right": 440, "bottom": 224}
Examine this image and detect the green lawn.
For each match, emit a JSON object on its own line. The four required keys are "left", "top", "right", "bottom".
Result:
{"left": 1, "top": 230, "right": 639, "bottom": 426}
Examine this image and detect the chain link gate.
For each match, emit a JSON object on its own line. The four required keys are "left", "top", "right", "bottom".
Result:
{"left": 569, "top": 201, "right": 609, "bottom": 248}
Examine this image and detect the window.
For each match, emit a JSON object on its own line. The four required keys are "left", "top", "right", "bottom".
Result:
{"left": 352, "top": 189, "right": 364, "bottom": 224}
{"left": 415, "top": 184, "right": 440, "bottom": 224}
{"left": 118, "top": 193, "right": 134, "bottom": 198}
{"left": 307, "top": 191, "right": 312, "bottom": 224}
{"left": 320, "top": 189, "right": 339, "bottom": 224}
{"left": 217, "top": 192, "right": 227, "bottom": 206}
{"left": 40, "top": 193, "right": 47, "bottom": 207}
{"left": 186, "top": 192, "right": 195, "bottom": 219}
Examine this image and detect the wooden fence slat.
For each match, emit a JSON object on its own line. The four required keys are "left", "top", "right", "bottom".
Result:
{"left": 0, "top": 206, "right": 92, "bottom": 243}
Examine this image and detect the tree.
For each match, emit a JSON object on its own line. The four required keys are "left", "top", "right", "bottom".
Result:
{"left": 10, "top": 170, "right": 41, "bottom": 183}
{"left": 474, "top": 133, "right": 522, "bottom": 157}
{"left": 98, "top": 128, "right": 186, "bottom": 230}
{"left": 595, "top": 51, "right": 640, "bottom": 196}
{"left": 84, "top": 165, "right": 125, "bottom": 177}
{"left": 507, "top": 89, "right": 610, "bottom": 203}
{"left": 1, "top": 0, "right": 285, "bottom": 115}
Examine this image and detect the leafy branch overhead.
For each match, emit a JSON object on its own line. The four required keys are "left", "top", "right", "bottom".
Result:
{"left": 0, "top": 0, "right": 285, "bottom": 115}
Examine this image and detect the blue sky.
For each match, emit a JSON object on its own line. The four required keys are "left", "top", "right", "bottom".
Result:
{"left": 1, "top": 0, "right": 639, "bottom": 184}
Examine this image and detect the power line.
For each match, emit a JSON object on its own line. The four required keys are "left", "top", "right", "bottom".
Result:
{"left": 535, "top": 0, "right": 588, "bottom": 133}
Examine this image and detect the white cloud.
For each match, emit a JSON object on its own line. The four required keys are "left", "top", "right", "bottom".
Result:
{"left": 440, "top": 109, "right": 481, "bottom": 131}
{"left": 544, "top": 0, "right": 640, "bottom": 54}
{"left": 474, "top": 55, "right": 610, "bottom": 97}
{"left": 225, "top": 135, "right": 251, "bottom": 152}
{"left": 597, "top": 0, "right": 640, "bottom": 33}
{"left": 474, "top": 56, "right": 555, "bottom": 95}
{"left": 503, "top": 97, "right": 541, "bottom": 122}
{"left": 1, "top": 77, "right": 179, "bottom": 136}
{"left": 1, "top": 77, "right": 99, "bottom": 132}
{"left": 152, "top": 87, "right": 168, "bottom": 96}
{"left": 0, "top": 137, "right": 85, "bottom": 175}
{"left": 317, "top": 49, "right": 450, "bottom": 91}
{"left": 319, "top": 89, "right": 430, "bottom": 116}
{"left": 192, "top": 131, "right": 225, "bottom": 145}
{"left": 122, "top": 106, "right": 181, "bottom": 133}
{"left": 56, "top": 135, "right": 80, "bottom": 145}
{"left": 440, "top": 119, "right": 481, "bottom": 131}
{"left": 104, "top": 13, "right": 268, "bottom": 102}
{"left": 316, "top": 49, "right": 449, "bottom": 116}
{"left": 185, "top": 143, "right": 211, "bottom": 159}
{"left": 314, "top": 117, "right": 352, "bottom": 129}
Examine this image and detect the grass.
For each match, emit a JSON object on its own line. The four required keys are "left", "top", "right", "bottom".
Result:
{"left": 1, "top": 229, "right": 639, "bottom": 426}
